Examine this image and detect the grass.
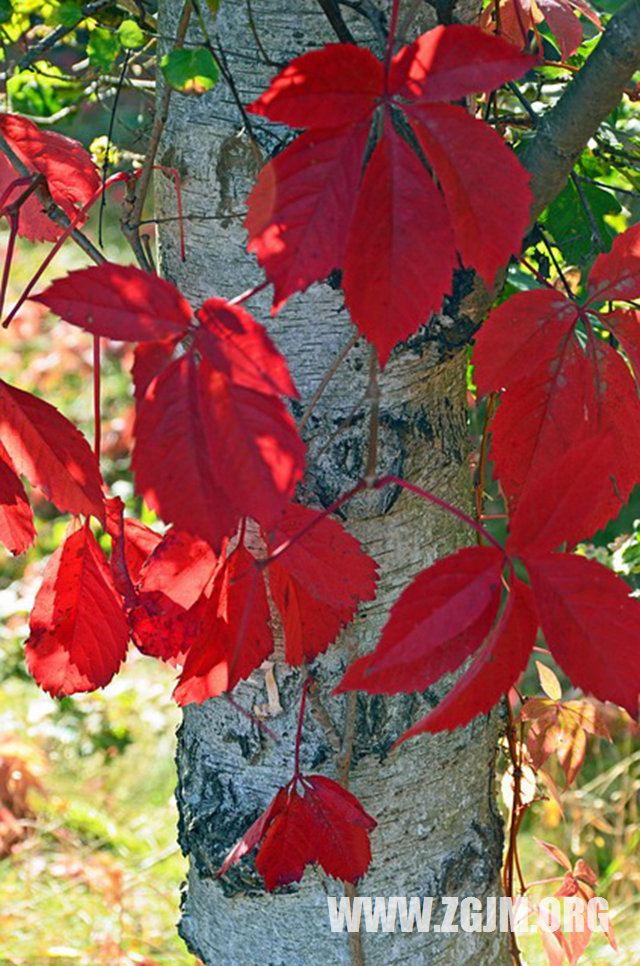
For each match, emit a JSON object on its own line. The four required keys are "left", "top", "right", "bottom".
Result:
{"left": 0, "top": 652, "right": 198, "bottom": 966}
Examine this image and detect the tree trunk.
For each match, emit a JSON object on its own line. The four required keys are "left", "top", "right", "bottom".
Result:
{"left": 156, "top": 2, "right": 510, "bottom": 963}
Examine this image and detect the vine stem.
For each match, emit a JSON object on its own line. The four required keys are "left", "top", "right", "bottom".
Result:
{"left": 293, "top": 676, "right": 314, "bottom": 778}
{"left": 228, "top": 279, "right": 270, "bottom": 306}
{"left": 93, "top": 337, "right": 101, "bottom": 460}
{"left": 2, "top": 171, "right": 126, "bottom": 329}
{"left": 375, "top": 475, "right": 506, "bottom": 553}
{"left": 474, "top": 392, "right": 497, "bottom": 537}
{"left": 298, "top": 333, "right": 359, "bottom": 431}
{"left": 384, "top": 0, "right": 401, "bottom": 74}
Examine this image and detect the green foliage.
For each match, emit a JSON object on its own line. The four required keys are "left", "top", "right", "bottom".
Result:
{"left": 160, "top": 47, "right": 218, "bottom": 94}
{"left": 117, "top": 17, "right": 145, "bottom": 49}
{"left": 161, "top": 45, "right": 219, "bottom": 94}
{"left": 87, "top": 27, "right": 122, "bottom": 70}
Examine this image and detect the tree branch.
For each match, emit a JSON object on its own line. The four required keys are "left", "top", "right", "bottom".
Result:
{"left": 523, "top": 0, "right": 640, "bottom": 222}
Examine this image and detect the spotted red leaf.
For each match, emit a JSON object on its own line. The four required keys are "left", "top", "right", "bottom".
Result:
{"left": 264, "top": 504, "right": 378, "bottom": 665}
{"left": 0, "top": 113, "right": 99, "bottom": 222}
{"left": 524, "top": 553, "right": 640, "bottom": 718}
{"left": 34, "top": 263, "right": 194, "bottom": 342}
{"left": 130, "top": 592, "right": 204, "bottom": 664}
{"left": 395, "top": 577, "right": 537, "bottom": 741}
{"left": 137, "top": 527, "right": 220, "bottom": 609}
{"left": 25, "top": 524, "right": 129, "bottom": 697}
{"left": 602, "top": 309, "right": 640, "bottom": 384}
{"left": 0, "top": 379, "right": 104, "bottom": 520}
{"left": 245, "top": 123, "right": 370, "bottom": 313}
{"left": 195, "top": 298, "right": 298, "bottom": 397}
{"left": 247, "top": 44, "right": 384, "bottom": 128}
{"left": 219, "top": 774, "right": 376, "bottom": 890}
{"left": 473, "top": 288, "right": 579, "bottom": 397}
{"left": 132, "top": 351, "right": 305, "bottom": 550}
{"left": 0, "top": 441, "right": 35, "bottom": 555}
{"left": 406, "top": 103, "right": 532, "bottom": 287}
{"left": 336, "top": 545, "right": 504, "bottom": 694}
{"left": 586, "top": 222, "right": 640, "bottom": 305}
{"left": 174, "top": 542, "right": 273, "bottom": 703}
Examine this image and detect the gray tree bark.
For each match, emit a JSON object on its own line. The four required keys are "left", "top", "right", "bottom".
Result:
{"left": 156, "top": 2, "right": 510, "bottom": 964}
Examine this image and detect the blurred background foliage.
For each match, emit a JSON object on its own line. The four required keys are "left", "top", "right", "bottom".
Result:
{"left": 0, "top": 0, "right": 638, "bottom": 964}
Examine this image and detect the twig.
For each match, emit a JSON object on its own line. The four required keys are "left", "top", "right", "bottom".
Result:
{"left": 316, "top": 0, "right": 357, "bottom": 43}
{"left": 298, "top": 333, "right": 359, "bottom": 431}
{"left": 127, "top": 1, "right": 193, "bottom": 243}
{"left": 363, "top": 347, "right": 379, "bottom": 482}
{"left": 99, "top": 49, "right": 131, "bottom": 247}
{"left": 246, "top": 0, "right": 279, "bottom": 66}
{"left": 17, "top": 0, "right": 113, "bottom": 71}
{"left": 570, "top": 170, "right": 606, "bottom": 252}
{"left": 575, "top": 174, "right": 640, "bottom": 198}
{"left": 536, "top": 225, "right": 575, "bottom": 299}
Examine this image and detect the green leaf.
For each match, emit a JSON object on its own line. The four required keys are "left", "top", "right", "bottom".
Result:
{"left": 205, "top": 0, "right": 220, "bottom": 14}
{"left": 51, "top": 1, "right": 82, "bottom": 26}
{"left": 0, "top": 0, "right": 13, "bottom": 24}
{"left": 541, "top": 179, "right": 621, "bottom": 268}
{"left": 87, "top": 26, "right": 121, "bottom": 70}
{"left": 117, "top": 18, "right": 145, "bottom": 49}
{"left": 160, "top": 46, "right": 219, "bottom": 95}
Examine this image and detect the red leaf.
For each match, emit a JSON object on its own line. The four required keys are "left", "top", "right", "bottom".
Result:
{"left": 507, "top": 432, "right": 616, "bottom": 554}
{"left": 473, "top": 288, "right": 578, "bottom": 397}
{"left": 34, "top": 263, "right": 194, "bottom": 342}
{"left": 337, "top": 546, "right": 504, "bottom": 694}
{"left": 586, "top": 221, "right": 640, "bottom": 304}
{"left": 0, "top": 113, "right": 99, "bottom": 222}
{"left": 488, "top": 335, "right": 588, "bottom": 510}
{"left": 265, "top": 504, "right": 378, "bottom": 665}
{"left": 130, "top": 592, "right": 203, "bottom": 664}
{"left": 247, "top": 44, "right": 384, "bottom": 128}
{"left": 197, "top": 360, "right": 305, "bottom": 530}
{"left": 25, "top": 524, "right": 129, "bottom": 696}
{"left": 389, "top": 25, "right": 538, "bottom": 102}
{"left": 245, "top": 123, "right": 369, "bottom": 312}
{"left": 131, "top": 338, "right": 178, "bottom": 403}
{"left": 195, "top": 298, "right": 298, "bottom": 397}
{"left": 342, "top": 121, "right": 457, "bottom": 366}
{"left": 0, "top": 441, "right": 36, "bottom": 555}
{"left": 174, "top": 543, "right": 273, "bottom": 702}
{"left": 536, "top": 0, "right": 584, "bottom": 60}
{"left": 104, "top": 497, "right": 161, "bottom": 605}
{"left": 395, "top": 577, "right": 537, "bottom": 740}
{"left": 219, "top": 774, "right": 376, "bottom": 890}
{"left": 602, "top": 309, "right": 640, "bottom": 384}
{"left": 132, "top": 354, "right": 239, "bottom": 550}
{"left": 245, "top": 26, "right": 534, "bottom": 363}
{"left": 138, "top": 527, "right": 220, "bottom": 609}
{"left": 407, "top": 104, "right": 532, "bottom": 287}
{"left": 0, "top": 379, "right": 104, "bottom": 521}
{"left": 133, "top": 352, "right": 305, "bottom": 550}
{"left": 584, "top": 337, "right": 640, "bottom": 530}
{"left": 525, "top": 553, "right": 640, "bottom": 718}
{"left": 0, "top": 153, "right": 59, "bottom": 242}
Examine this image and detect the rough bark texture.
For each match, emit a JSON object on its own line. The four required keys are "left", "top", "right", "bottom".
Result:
{"left": 156, "top": 2, "right": 510, "bottom": 963}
